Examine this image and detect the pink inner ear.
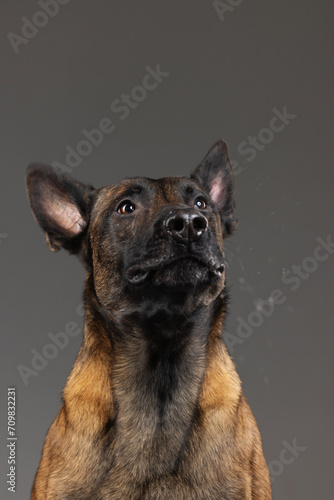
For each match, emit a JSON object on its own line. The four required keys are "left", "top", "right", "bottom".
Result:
{"left": 210, "top": 179, "right": 224, "bottom": 206}
{"left": 45, "top": 199, "right": 85, "bottom": 237}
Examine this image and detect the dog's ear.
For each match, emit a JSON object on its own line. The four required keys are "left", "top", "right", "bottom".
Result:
{"left": 26, "top": 165, "right": 95, "bottom": 254}
{"left": 191, "top": 140, "right": 237, "bottom": 236}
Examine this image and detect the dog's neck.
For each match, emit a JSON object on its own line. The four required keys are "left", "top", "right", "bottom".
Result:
{"left": 106, "top": 308, "right": 210, "bottom": 473}
{"left": 63, "top": 274, "right": 241, "bottom": 478}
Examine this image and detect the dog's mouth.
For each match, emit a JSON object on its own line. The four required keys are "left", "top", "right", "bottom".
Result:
{"left": 125, "top": 255, "right": 225, "bottom": 285}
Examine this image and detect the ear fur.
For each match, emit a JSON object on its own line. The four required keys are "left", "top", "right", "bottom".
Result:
{"left": 26, "top": 165, "right": 95, "bottom": 254}
{"left": 191, "top": 140, "right": 237, "bottom": 236}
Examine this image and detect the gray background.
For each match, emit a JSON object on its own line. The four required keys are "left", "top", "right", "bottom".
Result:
{"left": 1, "top": 1, "right": 333, "bottom": 498}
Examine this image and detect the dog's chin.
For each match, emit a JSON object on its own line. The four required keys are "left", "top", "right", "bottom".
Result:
{"left": 153, "top": 258, "right": 214, "bottom": 287}
{"left": 125, "top": 257, "right": 225, "bottom": 289}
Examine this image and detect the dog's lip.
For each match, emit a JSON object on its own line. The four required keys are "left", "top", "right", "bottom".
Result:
{"left": 125, "top": 255, "right": 225, "bottom": 284}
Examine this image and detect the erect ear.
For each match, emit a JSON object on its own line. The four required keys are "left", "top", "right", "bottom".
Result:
{"left": 26, "top": 165, "right": 95, "bottom": 254}
{"left": 191, "top": 140, "right": 237, "bottom": 236}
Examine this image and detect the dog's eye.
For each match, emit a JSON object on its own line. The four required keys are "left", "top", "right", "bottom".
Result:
{"left": 194, "top": 197, "right": 207, "bottom": 210}
{"left": 117, "top": 201, "right": 136, "bottom": 214}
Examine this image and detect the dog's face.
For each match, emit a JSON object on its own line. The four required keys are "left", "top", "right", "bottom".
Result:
{"left": 26, "top": 141, "right": 236, "bottom": 315}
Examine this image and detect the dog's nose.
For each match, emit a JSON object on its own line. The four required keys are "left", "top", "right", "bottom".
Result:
{"left": 165, "top": 209, "right": 208, "bottom": 243}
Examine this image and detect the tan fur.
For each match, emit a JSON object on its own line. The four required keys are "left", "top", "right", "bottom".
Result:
{"left": 28, "top": 155, "right": 272, "bottom": 499}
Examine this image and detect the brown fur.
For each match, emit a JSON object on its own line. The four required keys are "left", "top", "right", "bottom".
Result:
{"left": 27, "top": 141, "right": 272, "bottom": 499}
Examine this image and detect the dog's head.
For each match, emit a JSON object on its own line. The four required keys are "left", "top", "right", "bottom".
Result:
{"left": 26, "top": 141, "right": 236, "bottom": 315}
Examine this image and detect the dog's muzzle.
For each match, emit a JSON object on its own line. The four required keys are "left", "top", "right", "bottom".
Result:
{"left": 125, "top": 207, "right": 225, "bottom": 285}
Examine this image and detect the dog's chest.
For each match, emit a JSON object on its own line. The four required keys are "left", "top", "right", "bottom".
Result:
{"left": 92, "top": 396, "right": 252, "bottom": 499}
{"left": 91, "top": 417, "right": 251, "bottom": 500}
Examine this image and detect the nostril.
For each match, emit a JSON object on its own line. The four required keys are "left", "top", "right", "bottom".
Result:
{"left": 193, "top": 216, "right": 207, "bottom": 232}
{"left": 172, "top": 217, "right": 185, "bottom": 233}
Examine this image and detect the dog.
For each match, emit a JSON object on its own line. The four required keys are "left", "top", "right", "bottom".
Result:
{"left": 26, "top": 140, "right": 272, "bottom": 499}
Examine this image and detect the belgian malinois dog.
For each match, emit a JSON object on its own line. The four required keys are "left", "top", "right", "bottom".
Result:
{"left": 26, "top": 141, "right": 272, "bottom": 499}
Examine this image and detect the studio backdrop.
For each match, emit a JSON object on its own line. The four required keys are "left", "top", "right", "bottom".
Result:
{"left": 1, "top": 1, "right": 333, "bottom": 498}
